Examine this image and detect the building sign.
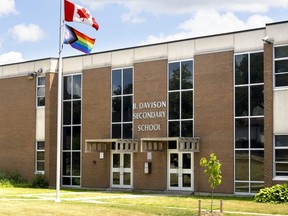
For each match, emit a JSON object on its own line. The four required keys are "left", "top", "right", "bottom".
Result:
{"left": 133, "top": 101, "right": 167, "bottom": 132}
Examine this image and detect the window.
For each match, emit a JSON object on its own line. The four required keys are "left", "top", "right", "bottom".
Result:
{"left": 62, "top": 74, "right": 81, "bottom": 186}
{"left": 234, "top": 52, "right": 264, "bottom": 194}
{"left": 274, "top": 135, "right": 288, "bottom": 178}
{"left": 111, "top": 68, "right": 133, "bottom": 139}
{"left": 37, "top": 76, "right": 45, "bottom": 107}
{"left": 36, "top": 141, "right": 45, "bottom": 173}
{"left": 274, "top": 46, "right": 288, "bottom": 87}
{"left": 168, "top": 60, "right": 193, "bottom": 137}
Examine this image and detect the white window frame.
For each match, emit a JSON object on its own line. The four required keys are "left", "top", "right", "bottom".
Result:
{"left": 35, "top": 141, "right": 45, "bottom": 174}
{"left": 273, "top": 135, "right": 288, "bottom": 180}
{"left": 274, "top": 44, "right": 288, "bottom": 89}
{"left": 36, "top": 76, "right": 45, "bottom": 108}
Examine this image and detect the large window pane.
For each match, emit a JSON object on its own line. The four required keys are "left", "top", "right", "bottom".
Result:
{"left": 72, "top": 152, "right": 80, "bottom": 176}
{"left": 235, "top": 87, "right": 248, "bottom": 116}
{"left": 275, "top": 135, "right": 288, "bottom": 147}
{"left": 181, "top": 61, "right": 193, "bottom": 89}
{"left": 250, "top": 52, "right": 263, "bottom": 84}
{"left": 112, "top": 97, "right": 121, "bottom": 122}
{"left": 251, "top": 150, "right": 264, "bottom": 181}
{"left": 250, "top": 118, "right": 264, "bottom": 148}
{"left": 64, "top": 76, "right": 72, "bottom": 100}
{"left": 235, "top": 118, "right": 248, "bottom": 148}
{"left": 235, "top": 54, "right": 248, "bottom": 85}
{"left": 123, "top": 68, "right": 133, "bottom": 94}
{"left": 275, "top": 46, "right": 288, "bottom": 58}
{"left": 73, "top": 101, "right": 81, "bottom": 124}
{"left": 123, "top": 96, "right": 132, "bottom": 122}
{"left": 181, "top": 121, "right": 193, "bottom": 137}
{"left": 275, "top": 74, "right": 288, "bottom": 87}
{"left": 181, "top": 91, "right": 193, "bottom": 119}
{"left": 235, "top": 150, "right": 249, "bottom": 180}
{"left": 250, "top": 85, "right": 264, "bottom": 116}
{"left": 275, "top": 60, "right": 288, "bottom": 73}
{"left": 169, "top": 62, "right": 180, "bottom": 90}
{"left": 63, "top": 127, "right": 71, "bottom": 150}
{"left": 62, "top": 152, "right": 71, "bottom": 175}
{"left": 73, "top": 75, "right": 81, "bottom": 99}
{"left": 123, "top": 123, "right": 132, "bottom": 139}
{"left": 112, "top": 124, "right": 121, "bottom": 139}
{"left": 63, "top": 101, "right": 71, "bottom": 125}
{"left": 112, "top": 69, "right": 122, "bottom": 95}
{"left": 72, "top": 126, "right": 81, "bottom": 150}
{"left": 169, "top": 92, "right": 180, "bottom": 119}
{"left": 169, "top": 121, "right": 180, "bottom": 137}
{"left": 275, "top": 149, "right": 288, "bottom": 162}
{"left": 235, "top": 182, "right": 249, "bottom": 193}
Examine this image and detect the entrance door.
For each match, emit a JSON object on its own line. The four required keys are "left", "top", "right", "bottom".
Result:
{"left": 168, "top": 151, "right": 194, "bottom": 191}
{"left": 111, "top": 152, "right": 132, "bottom": 188}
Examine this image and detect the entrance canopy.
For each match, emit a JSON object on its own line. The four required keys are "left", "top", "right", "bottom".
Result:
{"left": 85, "top": 139, "right": 138, "bottom": 152}
{"left": 140, "top": 137, "right": 200, "bottom": 152}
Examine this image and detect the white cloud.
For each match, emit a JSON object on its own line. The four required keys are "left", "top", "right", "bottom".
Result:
{"left": 0, "top": 51, "right": 24, "bottom": 65}
{"left": 141, "top": 11, "right": 273, "bottom": 45}
{"left": 0, "top": 0, "right": 17, "bottom": 16}
{"left": 10, "top": 24, "right": 45, "bottom": 42}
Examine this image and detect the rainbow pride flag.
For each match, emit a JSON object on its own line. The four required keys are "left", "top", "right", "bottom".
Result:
{"left": 64, "top": 24, "right": 95, "bottom": 54}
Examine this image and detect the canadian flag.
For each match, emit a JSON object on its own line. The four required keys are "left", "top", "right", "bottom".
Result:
{"left": 64, "top": 0, "right": 99, "bottom": 31}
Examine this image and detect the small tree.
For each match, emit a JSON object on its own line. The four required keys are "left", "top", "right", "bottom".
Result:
{"left": 200, "top": 153, "right": 222, "bottom": 212}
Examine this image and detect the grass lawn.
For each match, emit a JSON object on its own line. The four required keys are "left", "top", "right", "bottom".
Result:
{"left": 0, "top": 187, "right": 288, "bottom": 216}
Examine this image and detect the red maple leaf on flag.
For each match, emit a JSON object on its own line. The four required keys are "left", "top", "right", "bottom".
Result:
{"left": 92, "top": 17, "right": 99, "bottom": 30}
{"left": 77, "top": 8, "right": 90, "bottom": 20}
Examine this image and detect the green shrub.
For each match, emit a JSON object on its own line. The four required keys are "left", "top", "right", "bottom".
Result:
{"left": 254, "top": 184, "right": 288, "bottom": 204}
{"left": 0, "top": 171, "right": 28, "bottom": 187}
{"left": 31, "top": 174, "right": 49, "bottom": 188}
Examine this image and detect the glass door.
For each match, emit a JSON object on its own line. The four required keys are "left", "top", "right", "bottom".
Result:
{"left": 111, "top": 152, "right": 132, "bottom": 188}
{"left": 168, "top": 150, "right": 194, "bottom": 191}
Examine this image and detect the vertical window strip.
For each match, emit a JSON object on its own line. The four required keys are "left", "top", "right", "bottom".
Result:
{"left": 234, "top": 52, "right": 264, "bottom": 194}
{"left": 36, "top": 76, "right": 45, "bottom": 107}
{"left": 36, "top": 141, "right": 45, "bottom": 173}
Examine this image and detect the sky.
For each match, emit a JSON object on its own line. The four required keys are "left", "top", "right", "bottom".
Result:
{"left": 1, "top": 0, "right": 288, "bottom": 65}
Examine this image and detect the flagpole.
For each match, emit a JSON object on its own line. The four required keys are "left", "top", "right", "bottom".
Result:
{"left": 55, "top": 0, "right": 64, "bottom": 202}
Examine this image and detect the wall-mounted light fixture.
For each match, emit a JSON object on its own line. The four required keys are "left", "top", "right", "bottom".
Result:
{"left": 27, "top": 68, "right": 43, "bottom": 80}
{"left": 262, "top": 36, "right": 274, "bottom": 44}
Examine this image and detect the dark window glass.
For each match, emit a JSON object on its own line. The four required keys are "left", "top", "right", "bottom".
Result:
{"left": 250, "top": 150, "right": 264, "bottom": 181}
{"left": 168, "top": 141, "right": 177, "bottom": 149}
{"left": 112, "top": 69, "right": 122, "bottom": 95}
{"left": 63, "top": 101, "right": 71, "bottom": 125}
{"left": 169, "top": 121, "right": 180, "bottom": 137}
{"left": 123, "top": 96, "right": 132, "bottom": 122}
{"left": 235, "top": 150, "right": 249, "bottom": 180}
{"left": 63, "top": 127, "right": 71, "bottom": 150}
{"left": 250, "top": 182, "right": 265, "bottom": 194}
{"left": 276, "top": 149, "right": 288, "bottom": 162}
{"left": 250, "top": 118, "right": 264, "bottom": 148}
{"left": 250, "top": 52, "right": 263, "bottom": 83}
{"left": 123, "top": 123, "right": 132, "bottom": 139}
{"left": 62, "top": 152, "right": 71, "bottom": 175}
{"left": 181, "top": 91, "right": 193, "bottom": 119}
{"left": 275, "top": 163, "right": 288, "bottom": 176}
{"left": 275, "top": 60, "right": 288, "bottom": 73}
{"left": 235, "top": 182, "right": 249, "bottom": 193}
{"left": 72, "top": 152, "right": 80, "bottom": 176}
{"left": 235, "top": 86, "right": 248, "bottom": 116}
{"left": 235, "top": 54, "right": 248, "bottom": 85}
{"left": 37, "top": 97, "right": 45, "bottom": 106}
{"left": 123, "top": 68, "right": 133, "bottom": 94}
{"left": 169, "top": 62, "right": 180, "bottom": 90}
{"left": 112, "top": 124, "right": 121, "bottom": 138}
{"left": 38, "top": 77, "right": 45, "bottom": 85}
{"left": 275, "top": 46, "right": 288, "bottom": 58}
{"left": 183, "top": 153, "right": 191, "bottom": 169}
{"left": 72, "top": 177, "right": 80, "bottom": 186}
{"left": 64, "top": 76, "right": 72, "bottom": 100}
{"left": 112, "top": 97, "right": 122, "bottom": 122}
{"left": 235, "top": 118, "right": 249, "bottom": 148}
{"left": 275, "top": 74, "right": 288, "bottom": 87}
{"left": 62, "top": 177, "right": 71, "bottom": 185}
{"left": 37, "top": 141, "right": 45, "bottom": 150}
{"left": 275, "top": 135, "right": 288, "bottom": 147}
{"left": 73, "top": 75, "right": 81, "bottom": 99}
{"left": 37, "top": 152, "right": 44, "bottom": 160}
{"left": 73, "top": 101, "right": 81, "bottom": 124}
{"left": 169, "top": 92, "right": 180, "bottom": 119}
{"left": 181, "top": 61, "right": 193, "bottom": 89}
{"left": 181, "top": 120, "right": 193, "bottom": 137}
{"left": 250, "top": 85, "right": 264, "bottom": 116}
{"left": 72, "top": 126, "right": 81, "bottom": 150}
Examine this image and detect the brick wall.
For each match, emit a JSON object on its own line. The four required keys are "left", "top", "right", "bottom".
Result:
{"left": 194, "top": 50, "right": 234, "bottom": 194}
{"left": 81, "top": 67, "right": 111, "bottom": 188}
{"left": 0, "top": 76, "right": 36, "bottom": 181}
{"left": 44, "top": 72, "right": 58, "bottom": 186}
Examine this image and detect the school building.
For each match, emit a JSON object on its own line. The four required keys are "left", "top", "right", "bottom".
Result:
{"left": 0, "top": 20, "right": 288, "bottom": 195}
